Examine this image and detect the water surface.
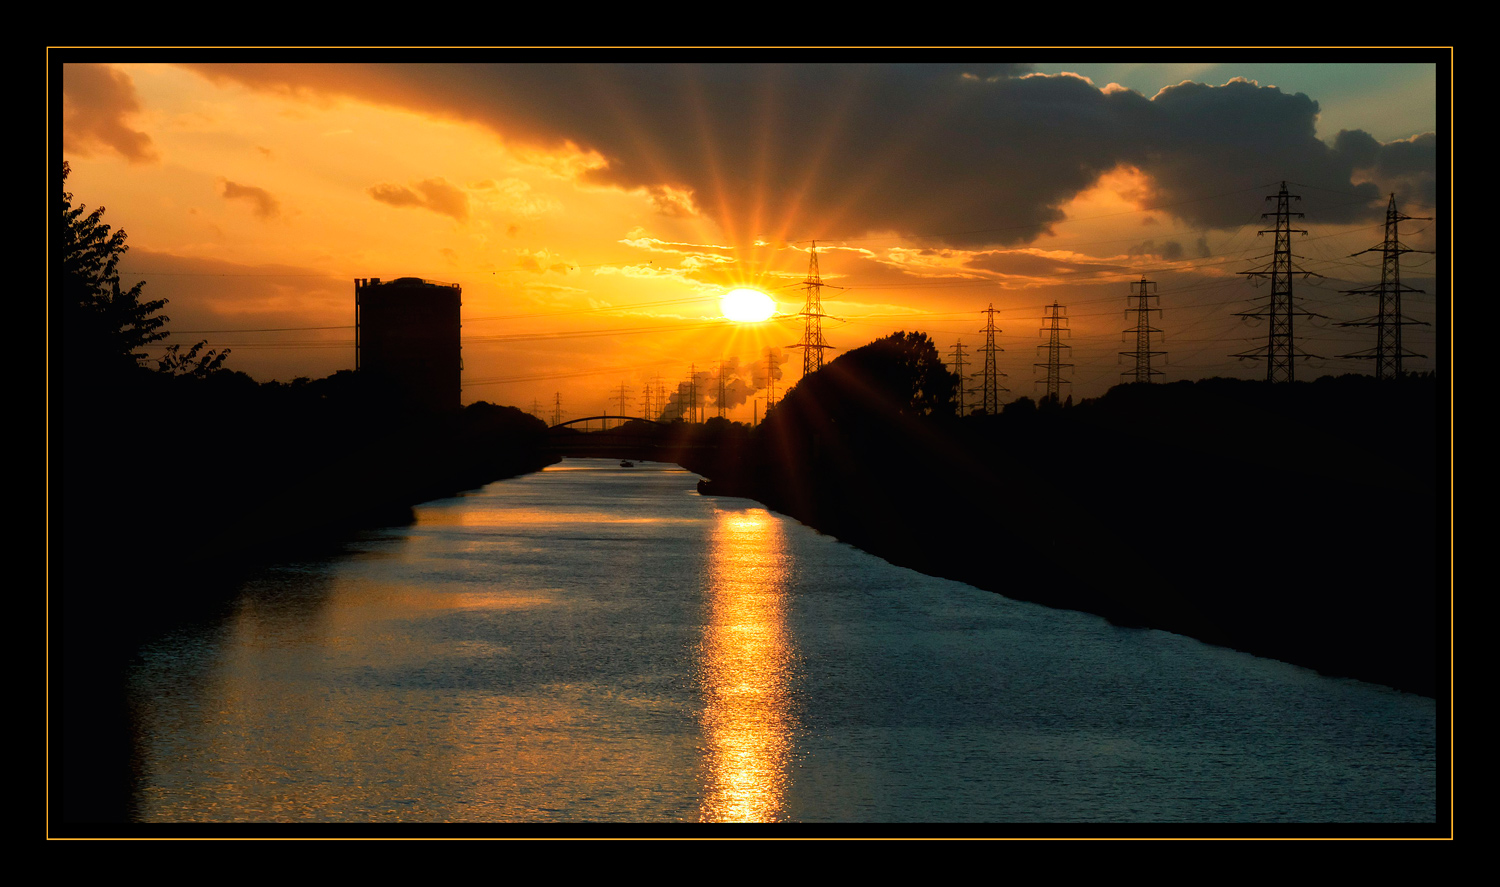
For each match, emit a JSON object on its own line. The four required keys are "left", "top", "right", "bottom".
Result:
{"left": 127, "top": 459, "right": 1438, "bottom": 825}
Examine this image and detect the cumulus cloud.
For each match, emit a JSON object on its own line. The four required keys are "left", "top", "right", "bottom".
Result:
{"left": 182, "top": 62, "right": 1436, "bottom": 247}
{"left": 222, "top": 181, "right": 281, "bottom": 218}
{"left": 63, "top": 63, "right": 158, "bottom": 163}
{"left": 368, "top": 177, "right": 469, "bottom": 221}
{"left": 1342, "top": 130, "right": 1437, "bottom": 209}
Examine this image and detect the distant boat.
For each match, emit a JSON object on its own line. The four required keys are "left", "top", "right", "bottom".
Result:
{"left": 620, "top": 460, "right": 635, "bottom": 468}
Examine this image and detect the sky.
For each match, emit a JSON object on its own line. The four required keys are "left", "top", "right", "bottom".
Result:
{"left": 55, "top": 53, "right": 1446, "bottom": 422}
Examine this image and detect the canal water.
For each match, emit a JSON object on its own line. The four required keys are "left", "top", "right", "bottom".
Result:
{"left": 125, "top": 459, "right": 1438, "bottom": 825}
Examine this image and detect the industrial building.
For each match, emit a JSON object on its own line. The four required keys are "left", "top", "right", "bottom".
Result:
{"left": 355, "top": 277, "right": 462, "bottom": 412}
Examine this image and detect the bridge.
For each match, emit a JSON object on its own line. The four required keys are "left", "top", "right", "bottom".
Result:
{"left": 546, "top": 415, "right": 722, "bottom": 463}
{"left": 549, "top": 415, "right": 660, "bottom": 433}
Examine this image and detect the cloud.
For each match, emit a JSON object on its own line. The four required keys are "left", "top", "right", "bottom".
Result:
{"left": 963, "top": 250, "right": 1128, "bottom": 279}
{"left": 515, "top": 248, "right": 572, "bottom": 274}
{"left": 1342, "top": 130, "right": 1437, "bottom": 209}
{"left": 181, "top": 63, "right": 1435, "bottom": 247}
{"left": 471, "top": 177, "right": 558, "bottom": 218}
{"left": 1126, "top": 239, "right": 1186, "bottom": 261}
{"left": 646, "top": 185, "right": 700, "bottom": 217}
{"left": 368, "top": 177, "right": 469, "bottom": 220}
{"left": 221, "top": 181, "right": 281, "bottom": 219}
{"left": 63, "top": 63, "right": 159, "bottom": 163}
{"left": 1119, "top": 78, "right": 1387, "bottom": 227}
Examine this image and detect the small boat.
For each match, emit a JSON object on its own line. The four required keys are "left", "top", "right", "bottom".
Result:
{"left": 620, "top": 460, "right": 635, "bottom": 468}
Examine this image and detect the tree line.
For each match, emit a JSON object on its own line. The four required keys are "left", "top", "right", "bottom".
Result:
{"left": 683, "top": 328, "right": 1442, "bottom": 697}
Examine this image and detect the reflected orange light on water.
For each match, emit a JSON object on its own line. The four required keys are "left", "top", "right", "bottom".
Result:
{"left": 698, "top": 506, "right": 796, "bottom": 822}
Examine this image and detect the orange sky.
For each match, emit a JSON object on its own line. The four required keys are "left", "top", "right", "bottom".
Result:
{"left": 56, "top": 57, "right": 1444, "bottom": 421}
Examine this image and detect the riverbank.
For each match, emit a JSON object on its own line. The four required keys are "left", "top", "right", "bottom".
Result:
{"left": 53, "top": 370, "right": 559, "bottom": 827}
{"left": 688, "top": 374, "right": 1444, "bottom": 699}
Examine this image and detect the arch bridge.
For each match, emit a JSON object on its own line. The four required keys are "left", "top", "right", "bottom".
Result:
{"left": 549, "top": 415, "right": 665, "bottom": 433}
{"left": 546, "top": 416, "right": 714, "bottom": 462}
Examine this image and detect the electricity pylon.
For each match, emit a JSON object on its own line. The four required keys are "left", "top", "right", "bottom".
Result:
{"left": 638, "top": 377, "right": 655, "bottom": 421}
{"left": 687, "top": 364, "right": 699, "bottom": 423}
{"left": 609, "top": 381, "right": 631, "bottom": 420}
{"left": 550, "top": 392, "right": 565, "bottom": 426}
{"left": 973, "top": 304, "right": 1008, "bottom": 414}
{"left": 948, "top": 339, "right": 969, "bottom": 416}
{"left": 1235, "top": 181, "right": 1323, "bottom": 382}
{"left": 790, "top": 241, "right": 836, "bottom": 377}
{"left": 1036, "top": 302, "right": 1073, "bottom": 402}
{"left": 1121, "top": 276, "right": 1166, "bottom": 383}
{"left": 765, "top": 349, "right": 778, "bottom": 408}
{"left": 1338, "top": 193, "right": 1432, "bottom": 378}
{"left": 715, "top": 361, "right": 728, "bottom": 419}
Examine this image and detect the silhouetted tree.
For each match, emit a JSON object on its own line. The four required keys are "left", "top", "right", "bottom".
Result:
{"left": 156, "top": 341, "right": 230, "bottom": 378}
{"left": 1003, "top": 396, "right": 1036, "bottom": 415}
{"left": 59, "top": 161, "right": 170, "bottom": 380}
{"left": 799, "top": 330, "right": 960, "bottom": 419}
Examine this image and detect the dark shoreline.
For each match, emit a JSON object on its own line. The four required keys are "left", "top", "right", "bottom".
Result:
{"left": 52, "top": 381, "right": 560, "bottom": 831}
{"left": 686, "top": 375, "right": 1443, "bottom": 700}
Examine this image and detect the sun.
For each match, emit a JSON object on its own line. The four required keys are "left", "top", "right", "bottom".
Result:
{"left": 720, "top": 287, "right": 777, "bottom": 323}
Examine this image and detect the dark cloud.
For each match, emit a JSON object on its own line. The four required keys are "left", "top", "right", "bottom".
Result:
{"left": 1126, "top": 239, "right": 1185, "bottom": 261}
{"left": 1350, "top": 130, "right": 1437, "bottom": 209}
{"left": 1122, "top": 78, "right": 1389, "bottom": 227}
{"left": 63, "top": 63, "right": 159, "bottom": 163}
{"left": 182, "top": 63, "right": 1435, "bottom": 247}
{"left": 222, "top": 181, "right": 281, "bottom": 219}
{"left": 368, "top": 178, "right": 469, "bottom": 221}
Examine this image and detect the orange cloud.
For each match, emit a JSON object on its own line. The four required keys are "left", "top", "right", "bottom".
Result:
{"left": 62, "top": 63, "right": 159, "bottom": 164}
{"left": 221, "top": 181, "right": 281, "bottom": 219}
{"left": 368, "top": 177, "right": 469, "bottom": 221}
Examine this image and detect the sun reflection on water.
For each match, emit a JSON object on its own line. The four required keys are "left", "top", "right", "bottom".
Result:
{"left": 698, "top": 505, "right": 796, "bottom": 822}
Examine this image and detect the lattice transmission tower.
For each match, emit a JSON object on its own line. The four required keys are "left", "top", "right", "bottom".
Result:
{"left": 687, "top": 364, "right": 699, "bottom": 423}
{"left": 948, "top": 340, "right": 969, "bottom": 416}
{"left": 972, "top": 304, "right": 1009, "bottom": 414}
{"left": 1036, "top": 302, "right": 1073, "bottom": 402}
{"left": 715, "top": 361, "right": 728, "bottom": 419}
{"left": 1121, "top": 276, "right": 1166, "bottom": 383}
{"left": 639, "top": 376, "right": 656, "bottom": 421}
{"left": 1234, "top": 181, "right": 1323, "bottom": 382}
{"left": 765, "top": 349, "right": 778, "bottom": 408}
{"left": 1338, "top": 193, "right": 1432, "bottom": 378}
{"left": 550, "top": 392, "right": 565, "bottom": 426}
{"left": 609, "top": 381, "right": 631, "bottom": 420}
{"left": 790, "top": 242, "right": 836, "bottom": 377}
